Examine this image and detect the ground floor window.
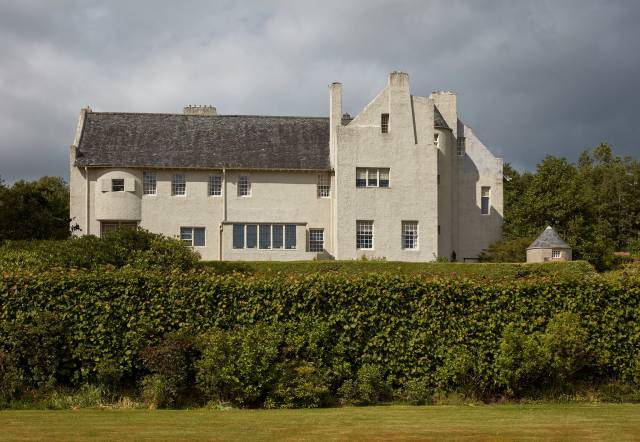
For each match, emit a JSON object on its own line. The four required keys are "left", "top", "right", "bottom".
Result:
{"left": 356, "top": 220, "right": 374, "bottom": 249}
{"left": 309, "top": 229, "right": 324, "bottom": 252}
{"left": 180, "top": 227, "right": 205, "bottom": 247}
{"left": 402, "top": 221, "right": 418, "bottom": 249}
{"left": 100, "top": 221, "right": 137, "bottom": 238}
{"left": 552, "top": 249, "right": 561, "bottom": 259}
{"left": 232, "top": 223, "right": 297, "bottom": 250}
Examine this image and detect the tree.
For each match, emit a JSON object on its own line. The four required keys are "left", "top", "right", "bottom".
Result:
{"left": 0, "top": 176, "right": 71, "bottom": 241}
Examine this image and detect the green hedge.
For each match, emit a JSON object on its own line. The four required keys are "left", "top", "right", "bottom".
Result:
{"left": 1, "top": 269, "right": 638, "bottom": 394}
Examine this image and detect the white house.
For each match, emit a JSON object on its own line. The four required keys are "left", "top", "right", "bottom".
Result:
{"left": 70, "top": 72, "right": 503, "bottom": 261}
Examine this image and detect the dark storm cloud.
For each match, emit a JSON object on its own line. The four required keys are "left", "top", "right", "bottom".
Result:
{"left": 1, "top": 0, "right": 639, "bottom": 182}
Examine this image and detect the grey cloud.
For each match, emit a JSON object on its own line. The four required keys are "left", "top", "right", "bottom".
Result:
{"left": 0, "top": 0, "right": 639, "bottom": 182}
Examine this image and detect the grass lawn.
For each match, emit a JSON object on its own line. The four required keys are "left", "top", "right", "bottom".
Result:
{"left": 1, "top": 404, "right": 639, "bottom": 441}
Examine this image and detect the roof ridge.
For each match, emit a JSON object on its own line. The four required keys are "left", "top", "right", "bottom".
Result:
{"left": 89, "top": 112, "right": 329, "bottom": 120}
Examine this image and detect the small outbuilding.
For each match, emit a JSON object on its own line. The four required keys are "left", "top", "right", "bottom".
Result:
{"left": 526, "top": 226, "right": 572, "bottom": 262}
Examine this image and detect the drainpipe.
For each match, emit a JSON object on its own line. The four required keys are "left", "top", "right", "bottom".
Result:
{"left": 85, "top": 167, "right": 90, "bottom": 235}
{"left": 219, "top": 168, "right": 227, "bottom": 261}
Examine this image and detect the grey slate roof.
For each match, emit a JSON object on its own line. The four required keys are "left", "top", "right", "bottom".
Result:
{"left": 527, "top": 226, "right": 571, "bottom": 249}
{"left": 75, "top": 108, "right": 448, "bottom": 170}
{"left": 75, "top": 113, "right": 332, "bottom": 170}
{"left": 434, "top": 106, "right": 450, "bottom": 129}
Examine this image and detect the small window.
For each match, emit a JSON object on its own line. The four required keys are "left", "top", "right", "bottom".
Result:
{"left": 143, "top": 171, "right": 156, "bottom": 195}
{"left": 111, "top": 179, "right": 125, "bottom": 192}
{"left": 259, "top": 224, "right": 271, "bottom": 249}
{"left": 172, "top": 173, "right": 186, "bottom": 196}
{"left": 356, "top": 168, "right": 367, "bottom": 187}
{"left": 379, "top": 169, "right": 390, "bottom": 188}
{"left": 238, "top": 176, "right": 251, "bottom": 197}
{"left": 402, "top": 221, "right": 418, "bottom": 249}
{"left": 552, "top": 250, "right": 561, "bottom": 259}
{"left": 285, "top": 225, "right": 297, "bottom": 249}
{"left": 208, "top": 175, "right": 222, "bottom": 196}
{"left": 317, "top": 174, "right": 330, "bottom": 198}
{"left": 233, "top": 224, "right": 244, "bottom": 249}
{"left": 457, "top": 137, "right": 466, "bottom": 156}
{"left": 246, "top": 224, "right": 257, "bottom": 248}
{"left": 356, "top": 220, "right": 374, "bottom": 249}
{"left": 272, "top": 225, "right": 284, "bottom": 249}
{"left": 381, "top": 113, "right": 389, "bottom": 133}
{"left": 180, "top": 227, "right": 205, "bottom": 247}
{"left": 309, "top": 229, "right": 324, "bottom": 252}
{"left": 481, "top": 186, "right": 490, "bottom": 215}
{"left": 434, "top": 133, "right": 440, "bottom": 148}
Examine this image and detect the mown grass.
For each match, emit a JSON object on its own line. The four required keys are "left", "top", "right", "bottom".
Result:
{"left": 198, "top": 259, "right": 597, "bottom": 281}
{"left": 1, "top": 404, "right": 639, "bottom": 441}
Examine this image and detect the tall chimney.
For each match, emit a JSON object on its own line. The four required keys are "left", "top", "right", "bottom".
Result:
{"left": 183, "top": 105, "right": 217, "bottom": 116}
{"left": 329, "top": 82, "right": 342, "bottom": 168}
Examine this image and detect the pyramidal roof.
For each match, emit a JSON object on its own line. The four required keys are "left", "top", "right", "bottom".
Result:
{"left": 527, "top": 226, "right": 571, "bottom": 249}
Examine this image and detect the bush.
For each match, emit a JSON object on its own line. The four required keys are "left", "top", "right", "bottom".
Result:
{"left": 196, "top": 325, "right": 281, "bottom": 408}
{"left": 0, "top": 351, "right": 23, "bottom": 407}
{"left": 479, "top": 237, "right": 535, "bottom": 263}
{"left": 402, "top": 378, "right": 432, "bottom": 405}
{"left": 338, "top": 364, "right": 391, "bottom": 405}
{"left": 266, "top": 361, "right": 330, "bottom": 409}
{"left": 436, "top": 346, "right": 492, "bottom": 399}
{"left": 141, "top": 374, "right": 177, "bottom": 409}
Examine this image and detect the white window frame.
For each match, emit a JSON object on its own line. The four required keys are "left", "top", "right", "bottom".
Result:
{"left": 180, "top": 226, "right": 206, "bottom": 247}
{"left": 481, "top": 186, "right": 491, "bottom": 215}
{"left": 111, "top": 178, "right": 125, "bottom": 192}
{"left": 208, "top": 174, "right": 222, "bottom": 197}
{"left": 402, "top": 221, "right": 419, "bottom": 250}
{"left": 172, "top": 173, "right": 186, "bottom": 196}
{"left": 238, "top": 175, "right": 251, "bottom": 197}
{"left": 552, "top": 249, "right": 561, "bottom": 259}
{"left": 317, "top": 174, "right": 330, "bottom": 198}
{"left": 143, "top": 171, "right": 157, "bottom": 195}
{"left": 356, "top": 168, "right": 390, "bottom": 188}
{"left": 356, "top": 220, "right": 374, "bottom": 250}
{"left": 231, "top": 224, "right": 297, "bottom": 250}
{"left": 457, "top": 137, "right": 466, "bottom": 156}
{"left": 309, "top": 228, "right": 324, "bottom": 252}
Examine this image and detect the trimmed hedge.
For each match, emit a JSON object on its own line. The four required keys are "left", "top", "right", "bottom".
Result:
{"left": 1, "top": 268, "right": 638, "bottom": 399}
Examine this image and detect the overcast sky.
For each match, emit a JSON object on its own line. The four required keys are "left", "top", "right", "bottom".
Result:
{"left": 1, "top": 0, "right": 639, "bottom": 183}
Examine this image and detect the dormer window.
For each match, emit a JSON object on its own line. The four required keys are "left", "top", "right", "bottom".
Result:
{"left": 381, "top": 113, "right": 389, "bottom": 133}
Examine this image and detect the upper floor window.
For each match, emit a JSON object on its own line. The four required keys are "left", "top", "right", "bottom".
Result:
{"left": 317, "top": 174, "right": 330, "bottom": 198}
{"left": 238, "top": 175, "right": 251, "bottom": 197}
{"left": 143, "top": 171, "right": 156, "bottom": 195}
{"left": 402, "top": 221, "right": 419, "bottom": 250}
{"left": 172, "top": 173, "right": 186, "bottom": 196}
{"left": 481, "top": 186, "right": 490, "bottom": 215}
{"left": 111, "top": 179, "right": 125, "bottom": 192}
{"left": 457, "top": 137, "right": 466, "bottom": 156}
{"left": 381, "top": 113, "right": 389, "bottom": 133}
{"left": 434, "top": 133, "right": 440, "bottom": 148}
{"left": 356, "top": 220, "right": 374, "bottom": 249}
{"left": 180, "top": 227, "right": 205, "bottom": 247}
{"left": 208, "top": 174, "right": 222, "bottom": 196}
{"left": 356, "top": 168, "right": 390, "bottom": 188}
{"left": 309, "top": 228, "right": 324, "bottom": 252}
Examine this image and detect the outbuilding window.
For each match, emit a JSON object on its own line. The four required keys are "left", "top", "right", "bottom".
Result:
{"left": 552, "top": 250, "right": 561, "bottom": 259}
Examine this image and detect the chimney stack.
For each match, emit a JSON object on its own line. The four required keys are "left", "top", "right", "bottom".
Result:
{"left": 329, "top": 82, "right": 342, "bottom": 168}
{"left": 183, "top": 105, "right": 217, "bottom": 116}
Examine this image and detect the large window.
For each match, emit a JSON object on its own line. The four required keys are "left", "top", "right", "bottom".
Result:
{"left": 208, "top": 174, "right": 222, "bottom": 196}
{"left": 100, "top": 221, "right": 137, "bottom": 238}
{"left": 402, "top": 221, "right": 419, "bottom": 250}
{"left": 172, "top": 173, "right": 186, "bottom": 196}
{"left": 381, "top": 113, "right": 389, "bottom": 133}
{"left": 231, "top": 224, "right": 297, "bottom": 250}
{"left": 356, "top": 220, "right": 374, "bottom": 249}
{"left": 317, "top": 174, "right": 330, "bottom": 198}
{"left": 238, "top": 176, "right": 251, "bottom": 197}
{"left": 481, "top": 186, "right": 490, "bottom": 215}
{"left": 457, "top": 137, "right": 466, "bottom": 156}
{"left": 309, "top": 229, "right": 324, "bottom": 252}
{"left": 356, "top": 168, "right": 390, "bottom": 188}
{"left": 180, "top": 227, "right": 205, "bottom": 247}
{"left": 111, "top": 179, "right": 125, "bottom": 192}
{"left": 143, "top": 171, "right": 156, "bottom": 195}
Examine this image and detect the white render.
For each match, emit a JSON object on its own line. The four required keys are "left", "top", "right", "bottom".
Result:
{"left": 70, "top": 72, "right": 503, "bottom": 261}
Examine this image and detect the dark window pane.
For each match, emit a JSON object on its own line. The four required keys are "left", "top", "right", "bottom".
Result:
{"left": 368, "top": 177, "right": 377, "bottom": 187}
{"left": 356, "top": 178, "right": 366, "bottom": 187}
{"left": 285, "top": 224, "right": 296, "bottom": 249}
{"left": 233, "top": 224, "right": 244, "bottom": 249}
{"left": 481, "top": 197, "right": 490, "bottom": 215}
{"left": 379, "top": 179, "right": 389, "bottom": 188}
{"left": 259, "top": 224, "right": 271, "bottom": 249}
{"left": 246, "top": 225, "right": 257, "bottom": 248}
{"left": 272, "top": 225, "right": 283, "bottom": 248}
{"left": 194, "top": 228, "right": 205, "bottom": 247}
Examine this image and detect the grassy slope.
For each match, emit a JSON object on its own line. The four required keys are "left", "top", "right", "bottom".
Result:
{"left": 1, "top": 404, "right": 639, "bottom": 441}
{"left": 198, "top": 259, "right": 596, "bottom": 281}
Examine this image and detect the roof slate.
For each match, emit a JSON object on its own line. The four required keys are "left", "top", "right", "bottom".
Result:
{"left": 527, "top": 226, "right": 571, "bottom": 249}
{"left": 75, "top": 113, "right": 332, "bottom": 170}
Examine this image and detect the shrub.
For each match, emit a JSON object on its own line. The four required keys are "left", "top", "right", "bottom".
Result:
{"left": 436, "top": 346, "right": 492, "bottom": 399}
{"left": 479, "top": 237, "right": 535, "bottom": 263}
{"left": 338, "top": 364, "right": 391, "bottom": 405}
{"left": 402, "top": 378, "right": 433, "bottom": 405}
{"left": 541, "top": 312, "right": 589, "bottom": 386}
{"left": 196, "top": 325, "right": 281, "bottom": 407}
{"left": 141, "top": 374, "right": 178, "bottom": 409}
{"left": 0, "top": 351, "right": 23, "bottom": 407}
{"left": 266, "top": 361, "right": 330, "bottom": 409}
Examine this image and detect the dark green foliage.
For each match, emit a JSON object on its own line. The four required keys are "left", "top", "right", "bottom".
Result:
{"left": 266, "top": 361, "right": 330, "bottom": 409}
{"left": 401, "top": 378, "right": 433, "bottom": 405}
{"left": 0, "top": 176, "right": 72, "bottom": 241}
{"left": 0, "top": 229, "right": 200, "bottom": 270}
{"left": 479, "top": 237, "right": 535, "bottom": 263}
{"left": 0, "top": 351, "right": 23, "bottom": 407}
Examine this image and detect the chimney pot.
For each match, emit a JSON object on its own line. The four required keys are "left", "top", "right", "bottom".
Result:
{"left": 183, "top": 105, "right": 217, "bottom": 116}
